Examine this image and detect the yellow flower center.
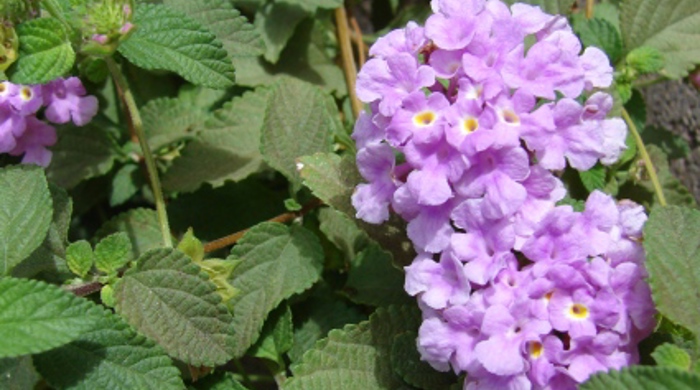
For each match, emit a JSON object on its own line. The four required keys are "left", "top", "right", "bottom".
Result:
{"left": 529, "top": 341, "right": 543, "bottom": 359}
{"left": 463, "top": 117, "right": 479, "bottom": 134}
{"left": 413, "top": 111, "right": 436, "bottom": 127}
{"left": 568, "top": 303, "right": 589, "bottom": 319}
{"left": 20, "top": 87, "right": 32, "bottom": 101}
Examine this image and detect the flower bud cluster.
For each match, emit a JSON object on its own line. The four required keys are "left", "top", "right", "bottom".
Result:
{"left": 0, "top": 77, "right": 98, "bottom": 166}
{"left": 351, "top": 0, "right": 656, "bottom": 388}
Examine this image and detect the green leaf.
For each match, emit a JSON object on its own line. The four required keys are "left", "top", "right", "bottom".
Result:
{"left": 0, "top": 165, "right": 52, "bottom": 275}
{"left": 114, "top": 248, "right": 235, "bottom": 366}
{"left": 572, "top": 15, "right": 623, "bottom": 63}
{"left": 579, "top": 164, "right": 607, "bottom": 192}
{"left": 284, "top": 306, "right": 420, "bottom": 390}
{"left": 94, "top": 232, "right": 132, "bottom": 275}
{"left": 644, "top": 206, "right": 700, "bottom": 338}
{"left": 12, "top": 184, "right": 72, "bottom": 281}
{"left": 640, "top": 125, "right": 691, "bottom": 160}
{"left": 255, "top": 2, "right": 307, "bottom": 63}
{"left": 318, "top": 207, "right": 369, "bottom": 263}
{"left": 652, "top": 343, "right": 693, "bottom": 370}
{"left": 9, "top": 17, "right": 74, "bottom": 84}
{"left": 391, "top": 332, "right": 458, "bottom": 390}
{"left": 260, "top": 78, "right": 335, "bottom": 190}
{"left": 34, "top": 306, "right": 184, "bottom": 390}
{"left": 96, "top": 208, "right": 165, "bottom": 260}
{"left": 345, "top": 243, "right": 411, "bottom": 307}
{"left": 118, "top": 3, "right": 235, "bottom": 89}
{"left": 627, "top": 46, "right": 665, "bottom": 74}
{"left": 110, "top": 164, "right": 141, "bottom": 207}
{"left": 66, "top": 240, "right": 94, "bottom": 278}
{"left": 581, "top": 366, "right": 700, "bottom": 389}
{"left": 47, "top": 124, "right": 119, "bottom": 189}
{"left": 280, "top": 0, "right": 342, "bottom": 12}
{"left": 620, "top": 0, "right": 700, "bottom": 78}
{"left": 0, "top": 277, "right": 99, "bottom": 358}
{"left": 643, "top": 145, "right": 696, "bottom": 208}
{"left": 501, "top": 0, "right": 576, "bottom": 15}
{"left": 141, "top": 97, "right": 204, "bottom": 151}
{"left": 298, "top": 153, "right": 361, "bottom": 217}
{"left": 0, "top": 356, "right": 39, "bottom": 390}
{"left": 161, "top": 87, "right": 269, "bottom": 193}
{"left": 288, "top": 286, "right": 366, "bottom": 363}
{"left": 162, "top": 0, "right": 265, "bottom": 58}
{"left": 249, "top": 303, "right": 294, "bottom": 366}
{"left": 234, "top": 19, "right": 346, "bottom": 95}
{"left": 227, "top": 222, "right": 324, "bottom": 357}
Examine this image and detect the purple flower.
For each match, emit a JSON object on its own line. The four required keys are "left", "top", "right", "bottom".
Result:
{"left": 10, "top": 117, "right": 56, "bottom": 167}
{"left": 386, "top": 91, "right": 449, "bottom": 147}
{"left": 404, "top": 252, "right": 471, "bottom": 309}
{"left": 369, "top": 21, "right": 427, "bottom": 59}
{"left": 43, "top": 77, "right": 99, "bottom": 126}
{"left": 425, "top": 0, "right": 484, "bottom": 50}
{"left": 356, "top": 53, "right": 435, "bottom": 116}
{"left": 351, "top": 143, "right": 400, "bottom": 223}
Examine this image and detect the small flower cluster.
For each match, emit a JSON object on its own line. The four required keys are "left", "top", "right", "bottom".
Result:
{"left": 351, "top": 0, "right": 656, "bottom": 388}
{"left": 0, "top": 77, "right": 98, "bottom": 166}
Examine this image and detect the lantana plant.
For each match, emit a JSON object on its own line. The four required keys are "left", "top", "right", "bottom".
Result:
{"left": 1, "top": 0, "right": 700, "bottom": 389}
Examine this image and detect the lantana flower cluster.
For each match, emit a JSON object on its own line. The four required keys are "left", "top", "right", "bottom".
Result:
{"left": 0, "top": 77, "right": 98, "bottom": 166}
{"left": 351, "top": 0, "right": 656, "bottom": 388}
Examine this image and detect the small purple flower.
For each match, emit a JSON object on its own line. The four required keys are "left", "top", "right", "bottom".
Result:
{"left": 43, "top": 77, "right": 99, "bottom": 126}
{"left": 10, "top": 116, "right": 57, "bottom": 167}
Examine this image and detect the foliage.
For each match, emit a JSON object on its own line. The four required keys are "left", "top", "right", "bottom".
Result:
{"left": 1, "top": 0, "right": 700, "bottom": 389}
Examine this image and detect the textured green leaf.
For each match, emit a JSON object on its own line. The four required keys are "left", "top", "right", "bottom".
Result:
{"left": 652, "top": 343, "right": 693, "bottom": 370}
{"left": 640, "top": 126, "right": 691, "bottom": 160}
{"left": 284, "top": 306, "right": 420, "bottom": 390}
{"left": 12, "top": 184, "right": 72, "bottom": 281}
{"left": 114, "top": 248, "right": 235, "bottom": 366}
{"left": 0, "top": 356, "right": 39, "bottom": 390}
{"left": 0, "top": 277, "right": 99, "bottom": 358}
{"left": 47, "top": 125, "right": 119, "bottom": 189}
{"left": 255, "top": 2, "right": 307, "bottom": 63}
{"left": 118, "top": 3, "right": 235, "bottom": 89}
{"left": 501, "top": 0, "right": 576, "bottom": 15}
{"left": 96, "top": 208, "right": 164, "bottom": 260}
{"left": 110, "top": 164, "right": 141, "bottom": 207}
{"left": 66, "top": 240, "right": 94, "bottom": 278}
{"left": 621, "top": 0, "right": 700, "bottom": 78}
{"left": 581, "top": 366, "right": 700, "bottom": 389}
{"left": 141, "top": 97, "right": 204, "bottom": 151}
{"left": 94, "top": 232, "right": 132, "bottom": 275}
{"left": 0, "top": 165, "right": 52, "bottom": 275}
{"left": 227, "top": 222, "right": 324, "bottom": 357}
{"left": 260, "top": 78, "right": 335, "bottom": 189}
{"left": 162, "top": 88, "right": 269, "bottom": 193}
{"left": 627, "top": 46, "right": 665, "bottom": 74}
{"left": 318, "top": 207, "right": 369, "bottom": 263}
{"left": 644, "top": 145, "right": 696, "bottom": 208}
{"left": 249, "top": 303, "right": 294, "bottom": 365}
{"left": 163, "top": 0, "right": 264, "bottom": 58}
{"left": 288, "top": 286, "right": 366, "bottom": 363}
{"left": 572, "top": 16, "right": 623, "bottom": 63}
{"left": 644, "top": 206, "right": 700, "bottom": 338}
{"left": 579, "top": 164, "right": 607, "bottom": 192}
{"left": 298, "top": 153, "right": 360, "bottom": 217}
{"left": 9, "top": 17, "right": 74, "bottom": 84}
{"left": 391, "top": 332, "right": 458, "bottom": 390}
{"left": 34, "top": 305, "right": 184, "bottom": 390}
{"left": 234, "top": 19, "right": 346, "bottom": 94}
{"left": 345, "top": 243, "right": 411, "bottom": 307}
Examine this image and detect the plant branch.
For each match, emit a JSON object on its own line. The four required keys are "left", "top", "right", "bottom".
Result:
{"left": 203, "top": 199, "right": 323, "bottom": 253}
{"left": 64, "top": 281, "right": 103, "bottom": 297}
{"left": 106, "top": 57, "right": 173, "bottom": 247}
{"left": 349, "top": 14, "right": 366, "bottom": 67}
{"left": 585, "top": 0, "right": 594, "bottom": 19}
{"left": 621, "top": 108, "right": 667, "bottom": 207}
{"left": 335, "top": 6, "right": 363, "bottom": 119}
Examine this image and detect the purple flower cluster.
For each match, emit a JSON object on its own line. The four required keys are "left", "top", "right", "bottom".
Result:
{"left": 0, "top": 77, "right": 98, "bottom": 166}
{"left": 351, "top": 0, "right": 656, "bottom": 388}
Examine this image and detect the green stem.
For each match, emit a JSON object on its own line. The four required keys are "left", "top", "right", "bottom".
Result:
{"left": 621, "top": 108, "right": 667, "bottom": 207}
{"left": 106, "top": 57, "right": 173, "bottom": 247}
